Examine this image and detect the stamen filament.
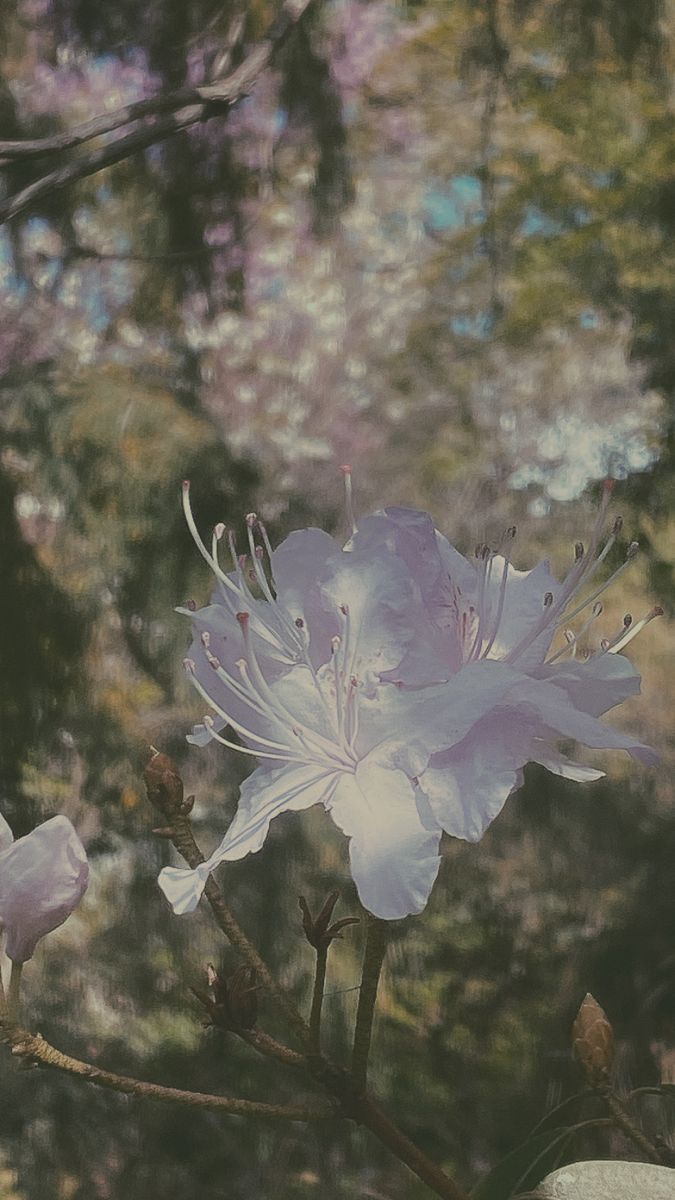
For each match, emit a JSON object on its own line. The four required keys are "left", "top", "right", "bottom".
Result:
{"left": 341, "top": 465, "right": 357, "bottom": 536}
{"left": 203, "top": 717, "right": 303, "bottom": 763}
{"left": 185, "top": 662, "right": 293, "bottom": 751}
{"left": 606, "top": 607, "right": 663, "bottom": 654}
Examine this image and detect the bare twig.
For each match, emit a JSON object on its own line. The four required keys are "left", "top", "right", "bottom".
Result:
{"left": 0, "top": 0, "right": 315, "bottom": 226}
{"left": 597, "top": 1084, "right": 665, "bottom": 1165}
{"left": 351, "top": 915, "right": 387, "bottom": 1093}
{"left": 0, "top": 1021, "right": 335, "bottom": 1120}
{"left": 144, "top": 753, "right": 470, "bottom": 1200}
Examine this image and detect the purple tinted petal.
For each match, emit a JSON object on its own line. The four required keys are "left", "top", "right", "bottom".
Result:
{"left": 0, "top": 815, "right": 88, "bottom": 962}
{"left": 419, "top": 708, "right": 538, "bottom": 842}
{"left": 506, "top": 679, "right": 658, "bottom": 765}
{"left": 329, "top": 757, "right": 441, "bottom": 919}
{"left": 536, "top": 652, "right": 642, "bottom": 716}
{"left": 0, "top": 813, "right": 13, "bottom": 852}
{"left": 271, "top": 528, "right": 342, "bottom": 665}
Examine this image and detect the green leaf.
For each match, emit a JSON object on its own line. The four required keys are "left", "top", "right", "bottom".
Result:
{"left": 470, "top": 1126, "right": 574, "bottom": 1200}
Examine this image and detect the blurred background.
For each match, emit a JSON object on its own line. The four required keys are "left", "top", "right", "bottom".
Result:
{"left": 0, "top": 0, "right": 674, "bottom": 1195}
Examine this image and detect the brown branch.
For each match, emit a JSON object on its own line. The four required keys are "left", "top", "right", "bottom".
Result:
{"left": 145, "top": 754, "right": 470, "bottom": 1200}
{"left": 0, "top": 0, "right": 315, "bottom": 227}
{"left": 239, "top": 1028, "right": 306, "bottom": 1068}
{"left": 0, "top": 1022, "right": 336, "bottom": 1121}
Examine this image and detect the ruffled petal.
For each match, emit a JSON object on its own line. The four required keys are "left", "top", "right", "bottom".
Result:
{"left": 158, "top": 763, "right": 337, "bottom": 915}
{"left": 536, "top": 652, "right": 642, "bottom": 716}
{"left": 506, "top": 678, "right": 658, "bottom": 765}
{"left": 355, "top": 660, "right": 530, "bottom": 762}
{"left": 530, "top": 746, "right": 605, "bottom": 782}
{"left": 329, "top": 755, "right": 441, "bottom": 920}
{"left": 157, "top": 863, "right": 211, "bottom": 915}
{"left": 419, "top": 709, "right": 538, "bottom": 842}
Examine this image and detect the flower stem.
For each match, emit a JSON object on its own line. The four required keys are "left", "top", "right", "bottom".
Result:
{"left": 7, "top": 962, "right": 22, "bottom": 1023}
{"left": 358, "top": 1096, "right": 469, "bottom": 1200}
{"left": 351, "top": 914, "right": 387, "bottom": 1093}
{"left": 597, "top": 1083, "right": 665, "bottom": 1164}
{"left": 309, "top": 945, "right": 328, "bottom": 1055}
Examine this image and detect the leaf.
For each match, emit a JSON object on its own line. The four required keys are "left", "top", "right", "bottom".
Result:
{"left": 470, "top": 1126, "right": 575, "bottom": 1200}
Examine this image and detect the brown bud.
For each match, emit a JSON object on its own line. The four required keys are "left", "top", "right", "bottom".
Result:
{"left": 143, "top": 750, "right": 184, "bottom": 819}
{"left": 191, "top": 964, "right": 258, "bottom": 1032}
{"left": 299, "top": 892, "right": 359, "bottom": 951}
{"left": 573, "top": 992, "right": 614, "bottom": 1083}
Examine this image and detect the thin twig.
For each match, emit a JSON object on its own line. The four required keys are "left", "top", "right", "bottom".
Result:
{"left": 309, "top": 945, "right": 328, "bottom": 1056}
{"left": 0, "top": 1021, "right": 335, "bottom": 1120}
{"left": 597, "top": 1084, "right": 665, "bottom": 1165}
{"left": 239, "top": 1028, "right": 305, "bottom": 1068}
{"left": 351, "top": 915, "right": 387, "bottom": 1093}
{"left": 169, "top": 813, "right": 312, "bottom": 1049}
{"left": 145, "top": 755, "right": 471, "bottom": 1200}
{"left": 0, "top": 0, "right": 315, "bottom": 226}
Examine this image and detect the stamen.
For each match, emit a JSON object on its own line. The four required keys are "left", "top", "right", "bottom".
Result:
{"left": 480, "top": 532, "right": 516, "bottom": 660}
{"left": 340, "top": 465, "right": 357, "bottom": 536}
{"left": 606, "top": 606, "right": 663, "bottom": 654}
{"left": 237, "top": 613, "right": 354, "bottom": 768}
{"left": 556, "top": 543, "right": 639, "bottom": 627}
{"left": 184, "top": 661, "right": 294, "bottom": 752}
{"left": 505, "top": 481, "right": 616, "bottom": 664}
{"left": 181, "top": 483, "right": 288, "bottom": 656}
{"left": 202, "top": 716, "right": 302, "bottom": 763}
{"left": 546, "top": 602, "right": 603, "bottom": 664}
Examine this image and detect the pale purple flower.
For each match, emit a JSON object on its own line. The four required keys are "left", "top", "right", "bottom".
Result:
{"left": 0, "top": 815, "right": 89, "bottom": 963}
{"left": 159, "top": 479, "right": 658, "bottom": 921}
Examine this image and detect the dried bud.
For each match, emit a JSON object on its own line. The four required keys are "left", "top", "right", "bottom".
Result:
{"left": 573, "top": 992, "right": 614, "bottom": 1083}
{"left": 192, "top": 964, "right": 258, "bottom": 1032}
{"left": 143, "top": 750, "right": 184, "bottom": 819}
{"left": 299, "top": 891, "right": 359, "bottom": 951}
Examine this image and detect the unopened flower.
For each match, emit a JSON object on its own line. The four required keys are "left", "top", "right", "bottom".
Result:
{"left": 159, "top": 479, "right": 657, "bottom": 922}
{"left": 0, "top": 815, "right": 89, "bottom": 963}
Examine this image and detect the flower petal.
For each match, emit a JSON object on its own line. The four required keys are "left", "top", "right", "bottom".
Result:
{"left": 0, "top": 813, "right": 14, "bottom": 851}
{"left": 506, "top": 678, "right": 658, "bottom": 765}
{"left": 318, "top": 548, "right": 423, "bottom": 685}
{"left": 157, "top": 763, "right": 337, "bottom": 915}
{"left": 530, "top": 746, "right": 605, "bottom": 782}
{"left": 484, "top": 557, "right": 561, "bottom": 668}
{"left": 355, "top": 660, "right": 530, "bottom": 762}
{"left": 0, "top": 815, "right": 88, "bottom": 962}
{"left": 329, "top": 756, "right": 441, "bottom": 920}
{"left": 419, "top": 709, "right": 537, "bottom": 842}
{"left": 271, "top": 528, "right": 342, "bottom": 665}
{"left": 537, "top": 652, "right": 642, "bottom": 716}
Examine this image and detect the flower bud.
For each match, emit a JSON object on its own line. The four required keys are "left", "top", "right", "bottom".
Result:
{"left": 143, "top": 750, "right": 184, "bottom": 819}
{"left": 191, "top": 964, "right": 258, "bottom": 1031}
{"left": 572, "top": 992, "right": 614, "bottom": 1083}
{"left": 299, "top": 891, "right": 359, "bottom": 950}
{"left": 0, "top": 815, "right": 89, "bottom": 963}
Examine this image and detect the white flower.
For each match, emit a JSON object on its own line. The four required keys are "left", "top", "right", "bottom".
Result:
{"left": 159, "top": 480, "right": 657, "bottom": 921}
{"left": 0, "top": 814, "right": 89, "bottom": 962}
